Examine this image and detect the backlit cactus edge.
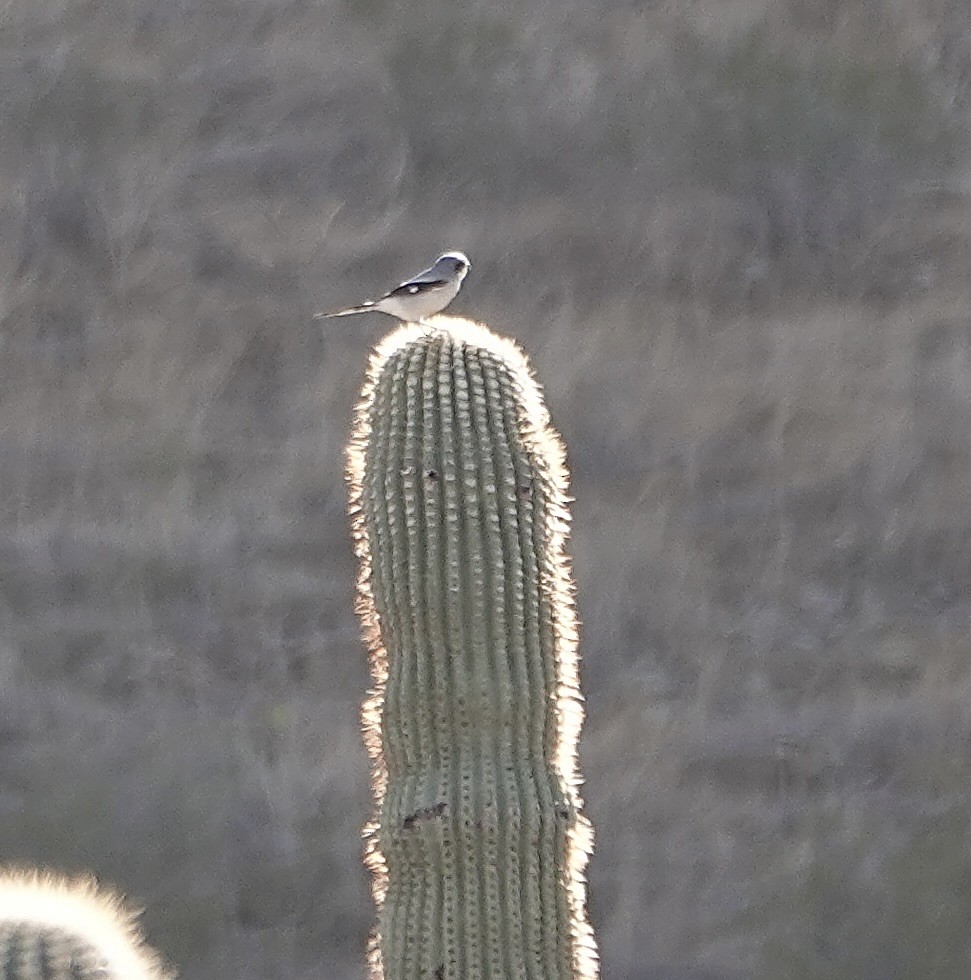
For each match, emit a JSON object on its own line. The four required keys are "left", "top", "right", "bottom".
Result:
{"left": 347, "top": 316, "right": 597, "bottom": 979}
{"left": 0, "top": 869, "right": 171, "bottom": 980}
{"left": 0, "top": 316, "right": 598, "bottom": 979}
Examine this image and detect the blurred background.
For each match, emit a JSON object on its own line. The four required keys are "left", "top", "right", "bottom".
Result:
{"left": 2, "top": 0, "right": 971, "bottom": 977}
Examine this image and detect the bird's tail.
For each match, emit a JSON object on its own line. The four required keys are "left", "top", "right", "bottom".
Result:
{"left": 313, "top": 302, "right": 375, "bottom": 320}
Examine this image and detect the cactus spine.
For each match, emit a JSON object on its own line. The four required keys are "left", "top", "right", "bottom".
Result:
{"left": 0, "top": 869, "right": 171, "bottom": 980}
{"left": 347, "top": 316, "right": 598, "bottom": 979}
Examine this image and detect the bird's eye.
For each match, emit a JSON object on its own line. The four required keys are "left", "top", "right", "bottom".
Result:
{"left": 453, "top": 258, "right": 466, "bottom": 270}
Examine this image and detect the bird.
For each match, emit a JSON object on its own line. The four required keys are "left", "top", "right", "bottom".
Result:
{"left": 314, "top": 251, "right": 471, "bottom": 324}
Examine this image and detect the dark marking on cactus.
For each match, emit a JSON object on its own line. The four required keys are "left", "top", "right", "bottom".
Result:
{"left": 402, "top": 802, "right": 448, "bottom": 831}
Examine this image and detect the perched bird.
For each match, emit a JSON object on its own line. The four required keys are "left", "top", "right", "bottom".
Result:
{"left": 314, "top": 251, "right": 471, "bottom": 324}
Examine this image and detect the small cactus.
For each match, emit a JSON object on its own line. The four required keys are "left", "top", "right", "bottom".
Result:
{"left": 0, "top": 868, "right": 171, "bottom": 980}
{"left": 347, "top": 316, "right": 598, "bottom": 979}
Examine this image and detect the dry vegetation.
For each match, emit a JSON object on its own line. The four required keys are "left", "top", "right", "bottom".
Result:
{"left": 2, "top": 0, "right": 971, "bottom": 976}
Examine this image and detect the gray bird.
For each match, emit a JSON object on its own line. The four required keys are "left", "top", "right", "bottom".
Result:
{"left": 314, "top": 251, "right": 471, "bottom": 323}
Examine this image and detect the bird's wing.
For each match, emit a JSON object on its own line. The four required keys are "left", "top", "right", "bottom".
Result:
{"left": 384, "top": 278, "right": 450, "bottom": 299}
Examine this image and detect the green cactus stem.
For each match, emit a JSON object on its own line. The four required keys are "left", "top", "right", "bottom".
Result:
{"left": 347, "top": 316, "right": 598, "bottom": 979}
{"left": 0, "top": 869, "right": 171, "bottom": 980}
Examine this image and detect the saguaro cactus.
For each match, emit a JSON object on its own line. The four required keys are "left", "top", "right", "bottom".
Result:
{"left": 0, "top": 868, "right": 170, "bottom": 980}
{"left": 347, "top": 316, "right": 598, "bottom": 979}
